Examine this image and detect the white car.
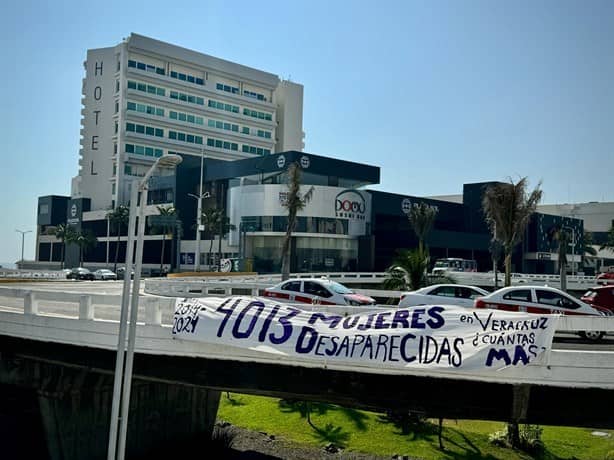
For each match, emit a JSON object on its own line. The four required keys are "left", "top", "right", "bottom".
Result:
{"left": 263, "top": 278, "right": 376, "bottom": 306}
{"left": 474, "top": 285, "right": 605, "bottom": 341}
{"left": 94, "top": 269, "right": 117, "bottom": 280}
{"left": 399, "top": 284, "right": 489, "bottom": 308}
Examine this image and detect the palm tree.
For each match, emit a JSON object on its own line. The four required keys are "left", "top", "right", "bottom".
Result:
{"left": 280, "top": 162, "right": 314, "bottom": 280}
{"left": 482, "top": 178, "right": 543, "bottom": 287}
{"left": 550, "top": 226, "right": 570, "bottom": 291}
{"left": 106, "top": 205, "right": 129, "bottom": 272}
{"left": 216, "top": 213, "right": 236, "bottom": 271}
{"left": 75, "top": 230, "right": 98, "bottom": 267}
{"left": 383, "top": 248, "right": 429, "bottom": 292}
{"left": 580, "top": 231, "right": 597, "bottom": 273}
{"left": 482, "top": 177, "right": 542, "bottom": 448}
{"left": 406, "top": 202, "right": 438, "bottom": 254}
{"left": 154, "top": 205, "right": 177, "bottom": 274}
{"left": 201, "top": 208, "right": 222, "bottom": 270}
{"left": 54, "top": 223, "right": 76, "bottom": 269}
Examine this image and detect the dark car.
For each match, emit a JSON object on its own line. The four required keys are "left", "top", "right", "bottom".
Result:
{"left": 581, "top": 286, "right": 614, "bottom": 314}
{"left": 66, "top": 267, "right": 95, "bottom": 281}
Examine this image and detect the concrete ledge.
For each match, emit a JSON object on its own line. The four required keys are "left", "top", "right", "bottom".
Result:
{"left": 167, "top": 271, "right": 258, "bottom": 278}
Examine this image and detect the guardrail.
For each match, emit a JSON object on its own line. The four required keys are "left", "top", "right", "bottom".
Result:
{"left": 0, "top": 268, "right": 66, "bottom": 280}
{"left": 1, "top": 287, "right": 614, "bottom": 389}
{"left": 448, "top": 272, "right": 600, "bottom": 290}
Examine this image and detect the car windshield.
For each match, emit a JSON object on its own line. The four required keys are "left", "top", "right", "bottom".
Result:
{"left": 583, "top": 290, "right": 597, "bottom": 298}
{"left": 327, "top": 281, "right": 353, "bottom": 294}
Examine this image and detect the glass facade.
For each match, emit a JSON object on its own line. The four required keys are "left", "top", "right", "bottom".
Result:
{"left": 249, "top": 235, "right": 358, "bottom": 273}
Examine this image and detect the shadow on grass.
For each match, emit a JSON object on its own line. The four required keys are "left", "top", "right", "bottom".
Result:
{"left": 277, "top": 399, "right": 368, "bottom": 431}
{"left": 311, "top": 422, "right": 351, "bottom": 448}
{"left": 437, "top": 427, "right": 561, "bottom": 460}
{"left": 377, "top": 411, "right": 438, "bottom": 441}
{"left": 225, "top": 392, "right": 247, "bottom": 407}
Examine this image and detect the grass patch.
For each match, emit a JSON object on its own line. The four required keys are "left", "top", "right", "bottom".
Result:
{"left": 218, "top": 393, "right": 614, "bottom": 459}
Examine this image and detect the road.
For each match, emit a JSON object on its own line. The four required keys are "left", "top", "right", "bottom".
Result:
{"left": 1, "top": 280, "right": 613, "bottom": 351}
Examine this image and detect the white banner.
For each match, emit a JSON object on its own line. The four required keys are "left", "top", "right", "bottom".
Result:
{"left": 172, "top": 297, "right": 559, "bottom": 371}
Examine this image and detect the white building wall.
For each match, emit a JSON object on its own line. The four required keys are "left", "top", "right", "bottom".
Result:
{"left": 538, "top": 202, "right": 614, "bottom": 232}
{"left": 73, "top": 47, "right": 117, "bottom": 210}
{"left": 274, "top": 80, "right": 305, "bottom": 151}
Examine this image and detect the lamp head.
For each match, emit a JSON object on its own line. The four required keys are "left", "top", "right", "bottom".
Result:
{"left": 157, "top": 153, "right": 183, "bottom": 167}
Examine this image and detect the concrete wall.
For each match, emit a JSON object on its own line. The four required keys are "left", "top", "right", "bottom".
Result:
{"left": 0, "top": 340, "right": 220, "bottom": 460}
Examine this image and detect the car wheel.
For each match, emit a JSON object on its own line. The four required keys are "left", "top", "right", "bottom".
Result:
{"left": 580, "top": 331, "right": 604, "bottom": 342}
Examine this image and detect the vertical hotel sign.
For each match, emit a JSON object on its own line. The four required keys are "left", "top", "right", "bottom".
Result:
{"left": 89, "top": 57, "right": 104, "bottom": 176}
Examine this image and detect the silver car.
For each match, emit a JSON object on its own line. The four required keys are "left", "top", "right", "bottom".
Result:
{"left": 94, "top": 269, "right": 117, "bottom": 280}
{"left": 399, "top": 284, "right": 489, "bottom": 308}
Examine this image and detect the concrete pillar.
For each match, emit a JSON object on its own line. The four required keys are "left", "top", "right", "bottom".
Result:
{"left": 145, "top": 298, "right": 162, "bottom": 325}
{"left": 24, "top": 291, "right": 38, "bottom": 315}
{"left": 79, "top": 295, "right": 94, "bottom": 320}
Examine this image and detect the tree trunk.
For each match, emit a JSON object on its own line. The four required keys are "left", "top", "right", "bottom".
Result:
{"left": 209, "top": 237, "right": 214, "bottom": 271}
{"left": 438, "top": 417, "right": 444, "bottom": 450}
{"left": 504, "top": 253, "right": 512, "bottom": 287}
{"left": 114, "top": 231, "right": 121, "bottom": 273}
{"left": 507, "top": 422, "right": 521, "bottom": 448}
{"left": 60, "top": 242, "right": 65, "bottom": 270}
{"left": 160, "top": 235, "right": 166, "bottom": 274}
{"left": 560, "top": 261, "right": 567, "bottom": 292}
{"left": 281, "top": 213, "right": 295, "bottom": 281}
{"left": 218, "top": 219, "right": 223, "bottom": 271}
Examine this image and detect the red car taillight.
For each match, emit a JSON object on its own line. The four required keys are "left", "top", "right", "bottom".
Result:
{"left": 474, "top": 298, "right": 487, "bottom": 309}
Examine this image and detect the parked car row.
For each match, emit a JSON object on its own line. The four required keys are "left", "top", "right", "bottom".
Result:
{"left": 65, "top": 268, "right": 118, "bottom": 281}
{"left": 398, "top": 283, "right": 612, "bottom": 342}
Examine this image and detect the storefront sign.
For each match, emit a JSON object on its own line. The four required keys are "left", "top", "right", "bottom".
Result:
{"left": 173, "top": 297, "right": 558, "bottom": 372}
{"left": 335, "top": 190, "right": 366, "bottom": 221}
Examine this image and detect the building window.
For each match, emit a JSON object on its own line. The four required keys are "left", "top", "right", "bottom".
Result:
{"left": 168, "top": 130, "right": 203, "bottom": 145}
{"left": 207, "top": 137, "right": 238, "bottom": 151}
{"left": 242, "top": 108, "right": 273, "bottom": 121}
{"left": 243, "top": 89, "right": 267, "bottom": 102}
{"left": 125, "top": 122, "right": 163, "bottom": 138}
{"left": 127, "top": 80, "right": 165, "bottom": 97}
{"left": 125, "top": 143, "right": 163, "bottom": 158}
{"left": 169, "top": 110, "right": 203, "bottom": 125}
{"left": 127, "top": 101, "right": 164, "bottom": 117}
{"left": 208, "top": 99, "right": 239, "bottom": 114}
{"left": 242, "top": 144, "right": 271, "bottom": 156}
{"left": 170, "top": 70, "right": 204, "bottom": 86}
{"left": 216, "top": 82, "right": 239, "bottom": 94}
{"left": 128, "top": 59, "right": 165, "bottom": 76}
{"left": 208, "top": 119, "right": 239, "bottom": 133}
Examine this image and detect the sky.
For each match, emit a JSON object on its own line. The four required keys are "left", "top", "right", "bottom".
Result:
{"left": 1, "top": 0, "right": 613, "bottom": 264}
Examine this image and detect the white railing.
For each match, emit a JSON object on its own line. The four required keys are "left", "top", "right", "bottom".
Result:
{"left": 1, "top": 287, "right": 614, "bottom": 389}
{"left": 447, "top": 271, "right": 599, "bottom": 290}
{"left": 0, "top": 268, "right": 67, "bottom": 279}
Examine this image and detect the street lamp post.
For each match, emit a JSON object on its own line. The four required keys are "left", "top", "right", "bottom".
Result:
{"left": 187, "top": 149, "right": 209, "bottom": 271}
{"left": 107, "top": 153, "right": 182, "bottom": 460}
{"left": 562, "top": 226, "right": 576, "bottom": 276}
{"left": 15, "top": 229, "right": 32, "bottom": 262}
